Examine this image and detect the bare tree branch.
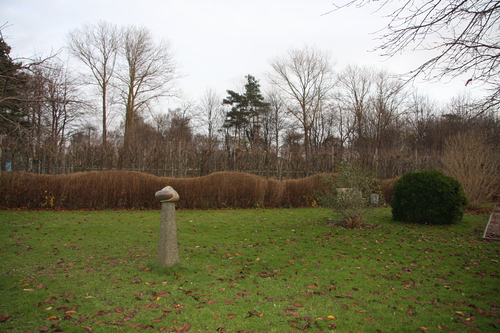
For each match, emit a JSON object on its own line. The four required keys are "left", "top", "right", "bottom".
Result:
{"left": 327, "top": 0, "right": 500, "bottom": 110}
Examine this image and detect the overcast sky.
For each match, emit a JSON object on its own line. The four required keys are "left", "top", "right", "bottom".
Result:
{"left": 2, "top": 0, "right": 477, "bottom": 110}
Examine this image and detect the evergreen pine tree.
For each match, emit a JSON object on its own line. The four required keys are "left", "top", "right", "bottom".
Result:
{"left": 0, "top": 34, "right": 29, "bottom": 134}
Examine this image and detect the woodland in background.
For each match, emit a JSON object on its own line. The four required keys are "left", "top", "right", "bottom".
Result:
{"left": 1, "top": 21, "right": 499, "bottom": 194}
{"left": 3, "top": 85, "right": 499, "bottom": 180}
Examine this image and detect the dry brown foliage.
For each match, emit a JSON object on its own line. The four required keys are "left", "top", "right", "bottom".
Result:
{"left": 0, "top": 171, "right": 339, "bottom": 210}
{"left": 281, "top": 174, "right": 331, "bottom": 208}
{"left": 440, "top": 131, "right": 500, "bottom": 208}
{"left": 379, "top": 178, "right": 398, "bottom": 204}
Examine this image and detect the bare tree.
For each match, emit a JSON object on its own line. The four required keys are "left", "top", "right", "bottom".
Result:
{"left": 336, "top": 65, "right": 373, "bottom": 153}
{"left": 1, "top": 26, "right": 57, "bottom": 172}
{"left": 434, "top": 93, "right": 481, "bottom": 146}
{"left": 264, "top": 88, "right": 287, "bottom": 153}
{"left": 368, "top": 70, "right": 405, "bottom": 153}
{"left": 67, "top": 21, "right": 121, "bottom": 147}
{"left": 328, "top": 101, "right": 353, "bottom": 157}
{"left": 193, "top": 88, "right": 225, "bottom": 175}
{"left": 405, "top": 92, "right": 438, "bottom": 153}
{"left": 268, "top": 45, "right": 336, "bottom": 162}
{"left": 259, "top": 88, "right": 289, "bottom": 178}
{"left": 441, "top": 131, "right": 500, "bottom": 207}
{"left": 119, "top": 25, "right": 179, "bottom": 150}
{"left": 23, "top": 59, "right": 82, "bottom": 173}
{"left": 198, "top": 87, "right": 224, "bottom": 144}
{"left": 328, "top": 0, "right": 500, "bottom": 110}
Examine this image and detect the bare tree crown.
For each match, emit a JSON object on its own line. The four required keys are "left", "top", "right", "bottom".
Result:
{"left": 328, "top": 0, "right": 500, "bottom": 109}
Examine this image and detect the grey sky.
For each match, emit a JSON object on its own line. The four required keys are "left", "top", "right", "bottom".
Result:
{"left": 2, "top": 0, "right": 476, "bottom": 108}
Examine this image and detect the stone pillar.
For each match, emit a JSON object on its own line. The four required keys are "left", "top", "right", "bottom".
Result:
{"left": 155, "top": 186, "right": 180, "bottom": 267}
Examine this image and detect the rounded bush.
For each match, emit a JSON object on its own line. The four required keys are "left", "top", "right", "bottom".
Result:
{"left": 391, "top": 170, "right": 468, "bottom": 225}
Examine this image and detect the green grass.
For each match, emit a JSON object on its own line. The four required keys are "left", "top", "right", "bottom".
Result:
{"left": 0, "top": 207, "right": 499, "bottom": 332}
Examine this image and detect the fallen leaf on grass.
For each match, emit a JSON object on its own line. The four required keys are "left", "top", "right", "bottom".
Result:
{"left": 326, "top": 315, "right": 336, "bottom": 319}
{"left": 131, "top": 324, "right": 155, "bottom": 330}
{"left": 81, "top": 327, "right": 92, "bottom": 333}
{"left": 159, "top": 323, "right": 191, "bottom": 332}
{"left": 475, "top": 309, "right": 489, "bottom": 316}
{"left": 142, "top": 303, "right": 160, "bottom": 309}
{"left": 246, "top": 310, "right": 263, "bottom": 318}
{"left": 407, "top": 305, "right": 417, "bottom": 317}
{"left": 93, "top": 310, "right": 106, "bottom": 317}
{"left": 0, "top": 314, "right": 10, "bottom": 322}
{"left": 124, "top": 311, "right": 138, "bottom": 319}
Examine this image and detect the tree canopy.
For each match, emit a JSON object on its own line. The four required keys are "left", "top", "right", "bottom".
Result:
{"left": 223, "top": 74, "right": 269, "bottom": 143}
{"left": 0, "top": 32, "right": 29, "bottom": 134}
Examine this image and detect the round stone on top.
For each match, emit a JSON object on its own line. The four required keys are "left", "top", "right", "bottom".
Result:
{"left": 155, "top": 186, "right": 179, "bottom": 202}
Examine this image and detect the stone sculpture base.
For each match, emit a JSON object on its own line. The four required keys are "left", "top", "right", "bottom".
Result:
{"left": 157, "top": 201, "right": 180, "bottom": 267}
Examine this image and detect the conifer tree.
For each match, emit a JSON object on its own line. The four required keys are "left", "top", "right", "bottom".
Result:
{"left": 223, "top": 74, "right": 269, "bottom": 146}
{"left": 0, "top": 33, "right": 29, "bottom": 134}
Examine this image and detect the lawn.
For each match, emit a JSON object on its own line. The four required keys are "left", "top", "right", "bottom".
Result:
{"left": 0, "top": 207, "right": 499, "bottom": 332}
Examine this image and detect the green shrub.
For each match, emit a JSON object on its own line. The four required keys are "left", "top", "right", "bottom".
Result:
{"left": 316, "top": 163, "right": 381, "bottom": 229}
{"left": 391, "top": 170, "right": 468, "bottom": 225}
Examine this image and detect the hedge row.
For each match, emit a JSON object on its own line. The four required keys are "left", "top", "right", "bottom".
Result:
{"left": 0, "top": 171, "right": 346, "bottom": 210}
